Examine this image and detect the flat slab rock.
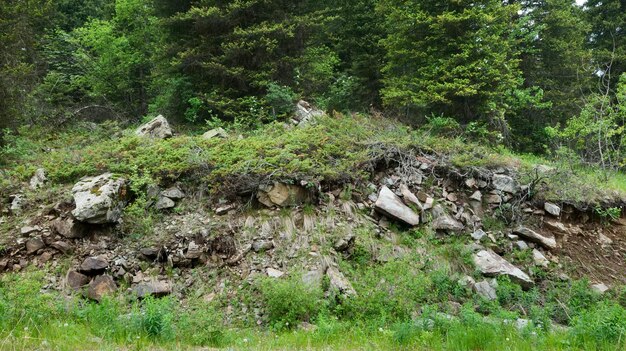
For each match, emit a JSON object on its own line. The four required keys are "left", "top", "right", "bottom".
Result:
{"left": 71, "top": 173, "right": 127, "bottom": 224}
{"left": 134, "top": 281, "right": 172, "bottom": 298}
{"left": 374, "top": 186, "right": 420, "bottom": 226}
{"left": 513, "top": 226, "right": 557, "bottom": 250}
{"left": 474, "top": 249, "right": 533, "bottom": 289}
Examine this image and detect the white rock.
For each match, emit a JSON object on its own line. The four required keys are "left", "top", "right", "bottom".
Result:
{"left": 474, "top": 249, "right": 533, "bottom": 288}
{"left": 591, "top": 282, "right": 609, "bottom": 294}
{"left": 492, "top": 174, "right": 519, "bottom": 194}
{"left": 544, "top": 202, "right": 561, "bottom": 216}
{"left": 135, "top": 115, "right": 173, "bottom": 139}
{"left": 471, "top": 229, "right": 486, "bottom": 241}
{"left": 532, "top": 249, "right": 549, "bottom": 267}
{"left": 71, "top": 173, "right": 127, "bottom": 224}
{"left": 326, "top": 267, "right": 356, "bottom": 296}
{"left": 267, "top": 268, "right": 285, "bottom": 278}
{"left": 202, "top": 127, "right": 228, "bottom": 139}
{"left": 29, "top": 168, "right": 47, "bottom": 190}
{"left": 513, "top": 226, "right": 557, "bottom": 250}
{"left": 374, "top": 186, "right": 420, "bottom": 226}
{"left": 474, "top": 280, "right": 497, "bottom": 300}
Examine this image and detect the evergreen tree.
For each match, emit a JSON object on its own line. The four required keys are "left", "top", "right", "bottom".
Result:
{"left": 377, "top": 0, "right": 535, "bottom": 137}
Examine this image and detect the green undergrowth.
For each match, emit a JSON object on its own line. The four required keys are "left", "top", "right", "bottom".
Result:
{"left": 2, "top": 114, "right": 625, "bottom": 205}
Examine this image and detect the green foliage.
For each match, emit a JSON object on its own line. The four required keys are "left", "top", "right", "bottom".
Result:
{"left": 258, "top": 275, "right": 326, "bottom": 330}
{"left": 265, "top": 82, "right": 298, "bottom": 118}
{"left": 571, "top": 301, "right": 626, "bottom": 349}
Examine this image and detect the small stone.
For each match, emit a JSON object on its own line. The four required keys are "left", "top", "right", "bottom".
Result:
{"left": 326, "top": 267, "right": 356, "bottom": 297}
{"left": 432, "top": 215, "right": 464, "bottom": 233}
{"left": 87, "top": 275, "right": 117, "bottom": 301}
{"left": 465, "top": 178, "right": 477, "bottom": 188}
{"left": 10, "top": 195, "right": 24, "bottom": 214}
{"left": 38, "top": 252, "right": 53, "bottom": 263}
{"left": 532, "top": 249, "right": 549, "bottom": 267}
{"left": 52, "top": 217, "right": 85, "bottom": 239}
{"left": 215, "top": 203, "right": 237, "bottom": 215}
{"left": 513, "top": 226, "right": 557, "bottom": 250}
{"left": 67, "top": 270, "right": 90, "bottom": 290}
{"left": 591, "top": 282, "right": 609, "bottom": 294}
{"left": 155, "top": 197, "right": 176, "bottom": 210}
{"left": 474, "top": 280, "right": 497, "bottom": 300}
{"left": 446, "top": 193, "right": 458, "bottom": 202}
{"left": 471, "top": 229, "right": 486, "bottom": 241}
{"left": 185, "top": 241, "right": 203, "bottom": 259}
{"left": 252, "top": 240, "right": 274, "bottom": 253}
{"left": 598, "top": 233, "right": 613, "bottom": 246}
{"left": 80, "top": 257, "right": 109, "bottom": 275}
{"left": 484, "top": 194, "right": 502, "bottom": 204}
{"left": 202, "top": 127, "right": 228, "bottom": 139}
{"left": 470, "top": 191, "right": 482, "bottom": 201}
{"left": 267, "top": 268, "right": 284, "bottom": 278}
{"left": 492, "top": 174, "right": 519, "bottom": 194}
{"left": 544, "top": 202, "right": 561, "bottom": 217}
{"left": 133, "top": 281, "right": 172, "bottom": 298}
{"left": 161, "top": 186, "right": 185, "bottom": 199}
{"left": 26, "top": 237, "right": 45, "bottom": 254}
{"left": 29, "top": 168, "right": 47, "bottom": 190}
{"left": 20, "top": 226, "right": 40, "bottom": 236}
{"left": 515, "top": 241, "right": 529, "bottom": 250}
{"left": 334, "top": 233, "right": 355, "bottom": 252}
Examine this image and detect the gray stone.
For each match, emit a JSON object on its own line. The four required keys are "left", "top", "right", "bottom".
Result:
{"left": 133, "top": 281, "right": 172, "bottom": 298}
{"left": 10, "top": 195, "right": 23, "bottom": 214}
{"left": 432, "top": 215, "right": 464, "bottom": 232}
{"left": 185, "top": 241, "right": 203, "bottom": 259}
{"left": 67, "top": 270, "right": 90, "bottom": 290}
{"left": 51, "top": 241, "right": 73, "bottom": 254}
{"left": 52, "top": 217, "right": 85, "bottom": 239}
{"left": 252, "top": 239, "right": 274, "bottom": 252}
{"left": 470, "top": 191, "right": 482, "bottom": 201}
{"left": 155, "top": 197, "right": 176, "bottom": 210}
{"left": 471, "top": 229, "right": 486, "bottom": 241}
{"left": 29, "top": 168, "right": 47, "bottom": 190}
{"left": 513, "top": 226, "right": 557, "bottom": 250}
{"left": 334, "top": 233, "right": 355, "bottom": 252}
{"left": 161, "top": 186, "right": 185, "bottom": 200}
{"left": 202, "top": 127, "right": 228, "bottom": 139}
{"left": 87, "top": 275, "right": 117, "bottom": 301}
{"left": 374, "top": 186, "right": 420, "bottom": 226}
{"left": 326, "top": 267, "right": 356, "bottom": 296}
{"left": 25, "top": 237, "right": 45, "bottom": 254}
{"left": 267, "top": 267, "right": 285, "bottom": 278}
{"left": 532, "top": 249, "right": 549, "bottom": 267}
{"left": 302, "top": 270, "right": 324, "bottom": 288}
{"left": 80, "top": 257, "right": 109, "bottom": 275}
{"left": 474, "top": 280, "right": 497, "bottom": 300}
{"left": 544, "top": 202, "right": 560, "bottom": 217}
{"left": 294, "top": 100, "right": 325, "bottom": 126}
{"left": 135, "top": 115, "right": 173, "bottom": 139}
{"left": 399, "top": 184, "right": 423, "bottom": 210}
{"left": 515, "top": 240, "right": 529, "bottom": 250}
{"left": 20, "top": 226, "right": 40, "bottom": 236}
{"left": 492, "top": 174, "right": 519, "bottom": 194}
{"left": 591, "top": 282, "right": 609, "bottom": 294}
{"left": 474, "top": 249, "right": 533, "bottom": 288}
{"left": 71, "top": 173, "right": 127, "bottom": 224}
{"left": 484, "top": 194, "right": 502, "bottom": 204}
{"left": 544, "top": 220, "right": 568, "bottom": 234}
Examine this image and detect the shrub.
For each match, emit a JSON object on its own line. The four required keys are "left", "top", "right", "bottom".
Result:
{"left": 176, "top": 300, "right": 226, "bottom": 347}
{"left": 571, "top": 301, "right": 626, "bottom": 348}
{"left": 258, "top": 275, "right": 326, "bottom": 330}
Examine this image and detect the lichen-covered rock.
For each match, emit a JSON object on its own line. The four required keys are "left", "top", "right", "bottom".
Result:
{"left": 326, "top": 267, "right": 356, "bottom": 297}
{"left": 29, "top": 168, "right": 47, "bottom": 190}
{"left": 294, "top": 100, "right": 325, "bottom": 126}
{"left": 135, "top": 115, "right": 173, "bottom": 139}
{"left": 202, "top": 127, "right": 228, "bottom": 139}
{"left": 71, "top": 173, "right": 127, "bottom": 224}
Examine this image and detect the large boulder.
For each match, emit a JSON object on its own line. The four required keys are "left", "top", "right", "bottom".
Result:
{"left": 257, "top": 183, "right": 312, "bottom": 207}
{"left": 71, "top": 173, "right": 127, "bottom": 224}
{"left": 374, "top": 186, "right": 420, "bottom": 226}
{"left": 135, "top": 115, "right": 173, "bottom": 139}
{"left": 474, "top": 249, "right": 533, "bottom": 289}
{"left": 513, "top": 226, "right": 557, "bottom": 250}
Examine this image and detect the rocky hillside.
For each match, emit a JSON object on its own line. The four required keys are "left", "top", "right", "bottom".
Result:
{"left": 2, "top": 110, "right": 626, "bottom": 350}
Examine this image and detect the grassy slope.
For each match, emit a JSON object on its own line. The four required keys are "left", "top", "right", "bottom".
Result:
{"left": 2, "top": 115, "right": 626, "bottom": 350}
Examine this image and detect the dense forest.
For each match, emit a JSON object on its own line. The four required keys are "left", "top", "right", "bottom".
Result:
{"left": 1, "top": 0, "right": 625, "bottom": 161}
